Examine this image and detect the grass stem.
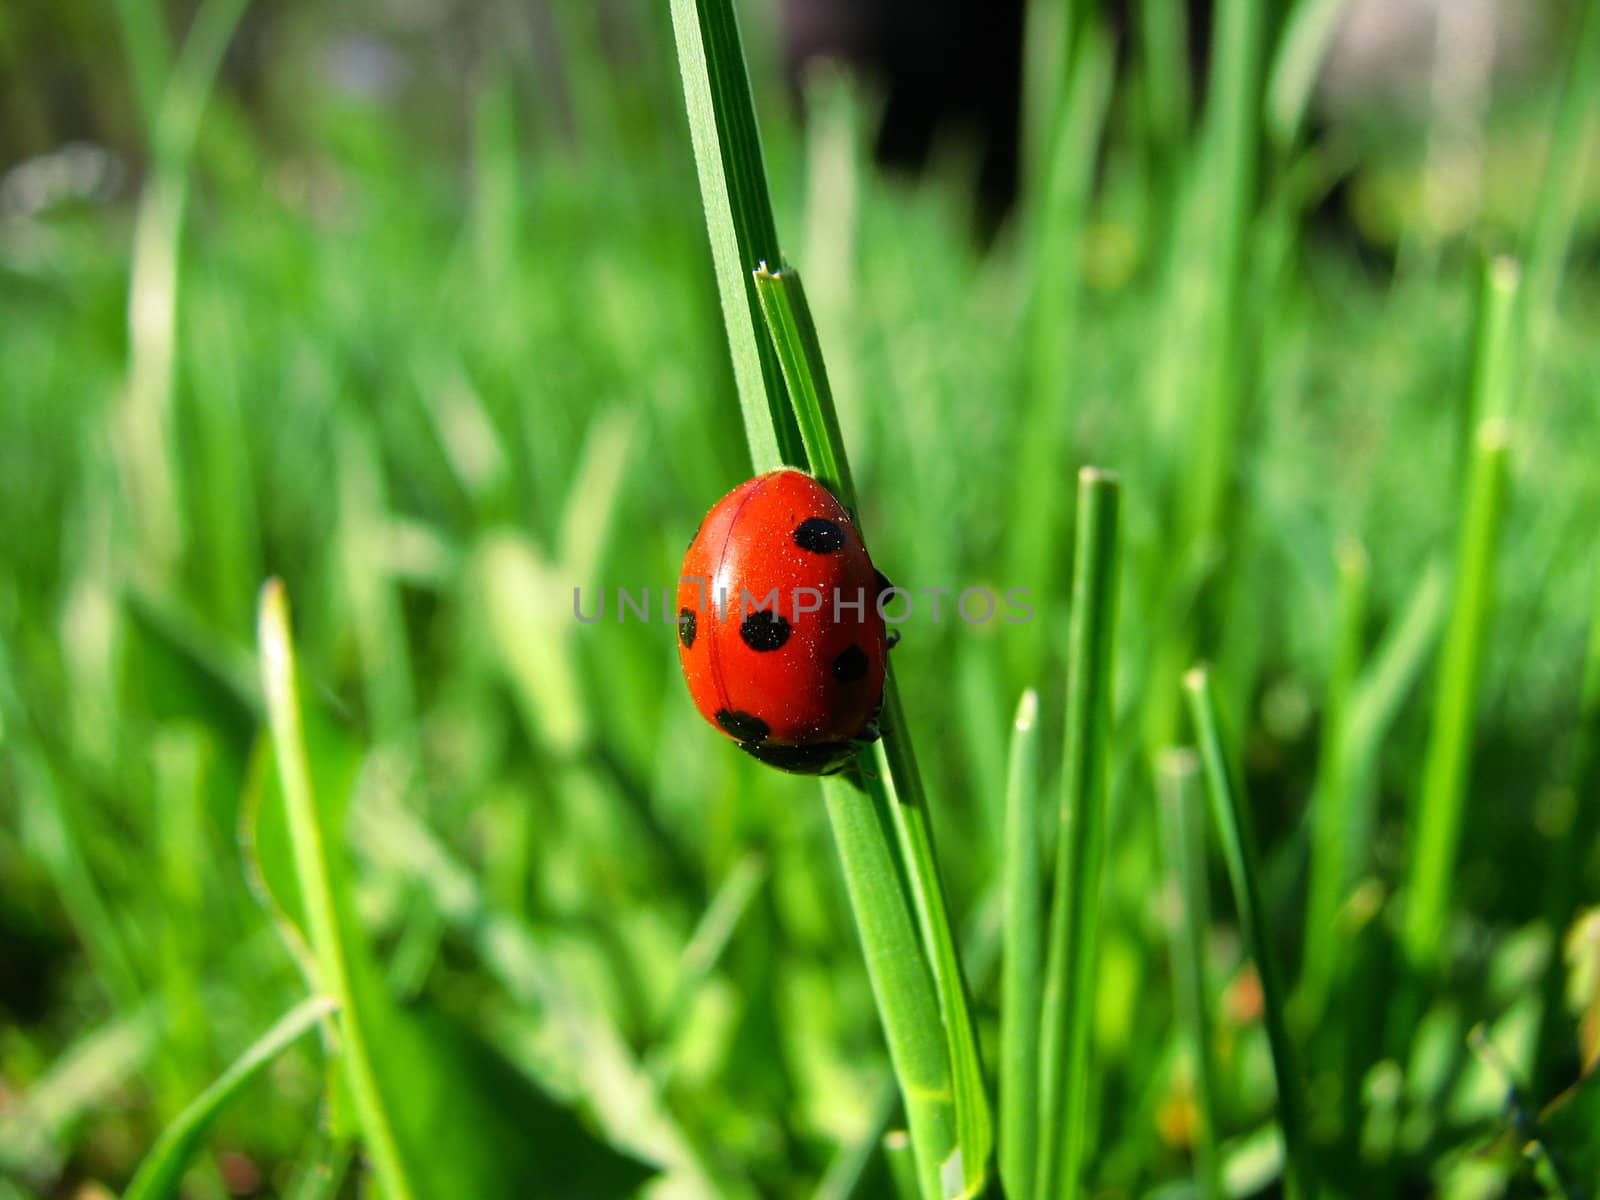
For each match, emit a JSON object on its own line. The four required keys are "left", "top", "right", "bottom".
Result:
{"left": 1036, "top": 469, "right": 1121, "bottom": 1200}
{"left": 999, "top": 689, "right": 1043, "bottom": 1200}
{"left": 1402, "top": 417, "right": 1513, "bottom": 973}
{"left": 1156, "top": 749, "right": 1223, "bottom": 1200}
{"left": 1184, "top": 667, "right": 1314, "bottom": 1200}
{"left": 257, "top": 582, "right": 416, "bottom": 1200}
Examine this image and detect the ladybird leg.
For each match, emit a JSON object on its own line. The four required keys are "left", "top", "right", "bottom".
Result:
{"left": 886, "top": 630, "right": 902, "bottom": 650}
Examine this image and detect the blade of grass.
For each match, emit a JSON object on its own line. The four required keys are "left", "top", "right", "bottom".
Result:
{"left": 1299, "top": 539, "right": 1370, "bottom": 1018}
{"left": 1266, "top": 0, "right": 1354, "bottom": 151}
{"left": 123, "top": 995, "right": 336, "bottom": 1200}
{"left": 1518, "top": 0, "right": 1600, "bottom": 404}
{"left": 1156, "top": 749, "right": 1223, "bottom": 1200}
{"left": 823, "top": 775, "right": 961, "bottom": 1200}
{"left": 761, "top": 261, "right": 992, "bottom": 1199}
{"left": 874, "top": 699, "right": 995, "bottom": 1200}
{"left": 1339, "top": 560, "right": 1451, "bottom": 807}
{"left": 1402, "top": 415, "right": 1514, "bottom": 974}
{"left": 1005, "top": 26, "right": 1115, "bottom": 667}
{"left": 646, "top": 851, "right": 768, "bottom": 1087}
{"left": 1176, "top": 0, "right": 1269, "bottom": 551}
{"left": 668, "top": 0, "right": 804, "bottom": 470}
{"left": 674, "top": 11, "right": 988, "bottom": 1193}
{"left": 109, "top": 0, "right": 172, "bottom": 134}
{"left": 1000, "top": 689, "right": 1043, "bottom": 1200}
{"left": 1135, "top": 0, "right": 1192, "bottom": 224}
{"left": 1184, "top": 666, "right": 1314, "bottom": 1200}
{"left": 753, "top": 264, "right": 854, "bottom": 503}
{"left": 118, "top": 0, "right": 251, "bottom": 573}
{"left": 1466, "top": 257, "right": 1523, "bottom": 432}
{"left": 1036, "top": 468, "right": 1121, "bottom": 1200}
{"left": 347, "top": 792, "right": 741, "bottom": 1197}
{"left": 257, "top": 580, "right": 416, "bottom": 1200}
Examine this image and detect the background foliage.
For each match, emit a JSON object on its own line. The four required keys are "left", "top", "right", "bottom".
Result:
{"left": 1, "top": 0, "right": 1598, "bottom": 1196}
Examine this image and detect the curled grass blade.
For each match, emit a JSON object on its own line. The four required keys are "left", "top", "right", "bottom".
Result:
{"left": 1184, "top": 667, "right": 1314, "bottom": 1200}
{"left": 123, "top": 996, "right": 335, "bottom": 1200}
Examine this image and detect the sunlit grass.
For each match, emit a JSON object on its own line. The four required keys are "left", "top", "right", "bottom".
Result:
{"left": 2, "top": 0, "right": 1599, "bottom": 1196}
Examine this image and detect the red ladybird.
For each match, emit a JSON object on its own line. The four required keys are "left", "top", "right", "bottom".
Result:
{"left": 677, "top": 469, "right": 889, "bottom": 775}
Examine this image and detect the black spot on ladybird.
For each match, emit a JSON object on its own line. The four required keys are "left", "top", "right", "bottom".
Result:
{"left": 715, "top": 709, "right": 770, "bottom": 742}
{"left": 740, "top": 610, "right": 790, "bottom": 652}
{"left": 832, "top": 644, "right": 869, "bottom": 683}
{"left": 740, "top": 739, "right": 858, "bottom": 775}
{"left": 794, "top": 518, "right": 846, "bottom": 554}
{"left": 875, "top": 570, "right": 895, "bottom": 599}
{"left": 678, "top": 608, "right": 696, "bottom": 649}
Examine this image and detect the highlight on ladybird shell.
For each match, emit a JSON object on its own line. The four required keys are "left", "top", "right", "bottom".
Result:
{"left": 571, "top": 580, "right": 1035, "bottom": 625}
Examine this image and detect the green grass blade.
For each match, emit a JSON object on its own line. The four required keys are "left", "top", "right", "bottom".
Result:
{"left": 1184, "top": 666, "right": 1314, "bottom": 1200}
{"left": 1177, "top": 0, "right": 1268, "bottom": 550}
{"left": 667, "top": 0, "right": 804, "bottom": 470}
{"left": 822, "top": 775, "right": 959, "bottom": 1200}
{"left": 1156, "top": 749, "right": 1222, "bottom": 1200}
{"left": 1006, "top": 27, "right": 1115, "bottom": 647}
{"left": 1036, "top": 468, "right": 1121, "bottom": 1200}
{"left": 109, "top": 0, "right": 172, "bottom": 134}
{"left": 123, "top": 996, "right": 336, "bottom": 1200}
{"left": 1519, "top": 0, "right": 1600, "bottom": 395}
{"left": 1266, "top": 0, "right": 1353, "bottom": 150}
{"left": 1000, "top": 689, "right": 1043, "bottom": 1200}
{"left": 1135, "top": 0, "right": 1192, "bottom": 217}
{"left": 1467, "top": 257, "right": 1523, "bottom": 430}
{"left": 755, "top": 226, "right": 991, "bottom": 1200}
{"left": 874, "top": 682, "right": 995, "bottom": 1199}
{"left": 1339, "top": 561, "right": 1450, "bottom": 805}
{"left": 119, "top": 0, "right": 251, "bottom": 573}
{"left": 257, "top": 581, "right": 417, "bottom": 1200}
{"left": 1402, "top": 418, "right": 1512, "bottom": 973}
{"left": 648, "top": 851, "right": 767, "bottom": 1085}
{"left": 753, "top": 264, "right": 856, "bottom": 504}
{"left": 1299, "top": 539, "right": 1370, "bottom": 1016}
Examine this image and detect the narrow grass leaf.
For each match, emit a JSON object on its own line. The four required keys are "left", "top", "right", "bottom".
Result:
{"left": 753, "top": 264, "right": 855, "bottom": 505}
{"left": 667, "top": 0, "right": 804, "bottom": 470}
{"left": 755, "top": 229, "right": 991, "bottom": 1199}
{"left": 123, "top": 996, "right": 335, "bottom": 1200}
{"left": 1036, "top": 468, "right": 1121, "bottom": 1200}
{"left": 1402, "top": 419, "right": 1512, "bottom": 972}
{"left": 1006, "top": 27, "right": 1115, "bottom": 654}
{"left": 257, "top": 581, "right": 416, "bottom": 1200}
{"left": 1000, "top": 689, "right": 1043, "bottom": 1200}
{"left": 822, "top": 774, "right": 958, "bottom": 1200}
{"left": 874, "top": 684, "right": 995, "bottom": 1199}
{"left": 1519, "top": 0, "right": 1600, "bottom": 398}
{"left": 118, "top": 0, "right": 251, "bottom": 572}
{"left": 1184, "top": 667, "right": 1314, "bottom": 1200}
{"left": 1266, "top": 0, "right": 1354, "bottom": 149}
{"left": 1299, "top": 539, "right": 1370, "bottom": 1017}
{"left": 1156, "top": 749, "right": 1223, "bottom": 1200}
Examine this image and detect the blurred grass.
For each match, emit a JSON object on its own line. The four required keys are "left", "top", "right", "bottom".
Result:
{"left": 1, "top": 0, "right": 1600, "bottom": 1196}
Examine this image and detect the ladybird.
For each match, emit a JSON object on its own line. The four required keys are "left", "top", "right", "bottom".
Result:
{"left": 677, "top": 469, "right": 889, "bottom": 775}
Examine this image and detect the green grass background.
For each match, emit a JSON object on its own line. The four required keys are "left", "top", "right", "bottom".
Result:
{"left": 2, "top": 0, "right": 1599, "bottom": 1196}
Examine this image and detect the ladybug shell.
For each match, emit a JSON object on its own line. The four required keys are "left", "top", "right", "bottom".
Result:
{"left": 677, "top": 470, "right": 887, "bottom": 775}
